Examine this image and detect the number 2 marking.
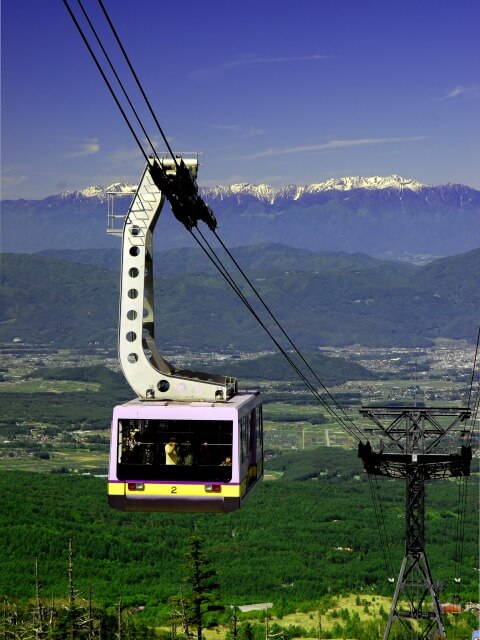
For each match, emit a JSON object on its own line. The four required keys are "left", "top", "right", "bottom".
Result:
{"left": 171, "top": 486, "right": 177, "bottom": 494}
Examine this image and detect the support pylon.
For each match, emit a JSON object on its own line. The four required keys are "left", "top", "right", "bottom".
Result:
{"left": 358, "top": 407, "right": 471, "bottom": 640}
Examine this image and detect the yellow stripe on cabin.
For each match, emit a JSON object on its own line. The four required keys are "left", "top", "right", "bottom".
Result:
{"left": 108, "top": 482, "right": 125, "bottom": 496}
{"left": 109, "top": 482, "right": 242, "bottom": 498}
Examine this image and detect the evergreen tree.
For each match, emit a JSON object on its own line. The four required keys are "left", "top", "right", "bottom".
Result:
{"left": 176, "top": 536, "right": 219, "bottom": 640}
{"left": 237, "top": 621, "right": 255, "bottom": 640}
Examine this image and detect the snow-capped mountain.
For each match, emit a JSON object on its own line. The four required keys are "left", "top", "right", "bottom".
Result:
{"left": 1, "top": 176, "right": 479, "bottom": 258}
{"left": 302, "top": 174, "right": 427, "bottom": 191}
{"left": 204, "top": 183, "right": 278, "bottom": 204}
{"left": 59, "top": 182, "right": 137, "bottom": 200}
{"left": 46, "top": 174, "right": 474, "bottom": 207}
{"left": 203, "top": 174, "right": 428, "bottom": 203}
{"left": 57, "top": 175, "right": 430, "bottom": 204}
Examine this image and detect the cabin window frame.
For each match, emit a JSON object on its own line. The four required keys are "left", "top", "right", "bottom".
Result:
{"left": 116, "top": 418, "right": 233, "bottom": 482}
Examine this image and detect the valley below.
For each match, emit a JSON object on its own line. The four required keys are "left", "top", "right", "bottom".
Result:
{"left": 0, "top": 244, "right": 478, "bottom": 638}
{"left": 0, "top": 341, "right": 478, "bottom": 638}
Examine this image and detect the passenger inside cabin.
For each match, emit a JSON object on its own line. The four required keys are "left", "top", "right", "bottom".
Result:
{"left": 124, "top": 429, "right": 144, "bottom": 462}
{"left": 165, "top": 437, "right": 179, "bottom": 465}
{"left": 180, "top": 440, "right": 193, "bottom": 465}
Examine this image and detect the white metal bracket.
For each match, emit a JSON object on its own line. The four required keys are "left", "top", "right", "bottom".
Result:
{"left": 117, "top": 157, "right": 237, "bottom": 402}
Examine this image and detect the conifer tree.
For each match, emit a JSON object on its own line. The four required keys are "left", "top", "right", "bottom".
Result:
{"left": 177, "top": 536, "right": 219, "bottom": 640}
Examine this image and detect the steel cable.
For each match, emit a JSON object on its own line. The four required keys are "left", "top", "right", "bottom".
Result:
{"left": 63, "top": 0, "right": 364, "bottom": 440}
{"left": 368, "top": 475, "right": 395, "bottom": 585}
{"left": 467, "top": 321, "right": 480, "bottom": 409}
{"left": 62, "top": 0, "right": 150, "bottom": 165}
{"left": 212, "top": 229, "right": 364, "bottom": 439}
{"left": 75, "top": 0, "right": 160, "bottom": 163}
{"left": 96, "top": 0, "right": 178, "bottom": 167}
{"left": 190, "top": 227, "right": 363, "bottom": 442}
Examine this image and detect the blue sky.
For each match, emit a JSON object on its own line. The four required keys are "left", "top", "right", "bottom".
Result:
{"left": 1, "top": 0, "right": 479, "bottom": 199}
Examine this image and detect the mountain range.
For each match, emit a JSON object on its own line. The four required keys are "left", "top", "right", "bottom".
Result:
{"left": 0, "top": 244, "right": 478, "bottom": 351}
{"left": 1, "top": 175, "right": 479, "bottom": 259}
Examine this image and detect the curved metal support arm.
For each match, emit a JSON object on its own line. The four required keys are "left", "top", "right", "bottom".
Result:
{"left": 118, "top": 158, "right": 237, "bottom": 402}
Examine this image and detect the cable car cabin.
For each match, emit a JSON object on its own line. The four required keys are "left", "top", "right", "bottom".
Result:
{"left": 108, "top": 391, "right": 263, "bottom": 513}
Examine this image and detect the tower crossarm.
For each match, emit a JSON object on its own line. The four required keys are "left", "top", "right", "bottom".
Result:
{"left": 359, "top": 406, "right": 471, "bottom": 455}
{"left": 360, "top": 410, "right": 408, "bottom": 452}
{"left": 357, "top": 448, "right": 472, "bottom": 479}
{"left": 424, "top": 410, "right": 471, "bottom": 453}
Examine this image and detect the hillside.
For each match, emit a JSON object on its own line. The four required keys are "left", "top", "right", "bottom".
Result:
{"left": 197, "top": 352, "right": 375, "bottom": 385}
{"left": 38, "top": 244, "right": 389, "bottom": 276}
{"left": 2, "top": 177, "right": 479, "bottom": 258}
{"left": 0, "top": 247, "right": 478, "bottom": 349}
{"left": 0, "top": 254, "right": 118, "bottom": 347}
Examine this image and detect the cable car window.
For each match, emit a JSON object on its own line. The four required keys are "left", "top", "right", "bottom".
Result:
{"left": 256, "top": 405, "right": 263, "bottom": 445}
{"left": 240, "top": 415, "right": 249, "bottom": 463}
{"left": 117, "top": 419, "right": 233, "bottom": 482}
{"left": 249, "top": 409, "right": 257, "bottom": 462}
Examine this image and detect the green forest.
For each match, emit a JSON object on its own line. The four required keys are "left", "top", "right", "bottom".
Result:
{"left": 1, "top": 448, "right": 477, "bottom": 615}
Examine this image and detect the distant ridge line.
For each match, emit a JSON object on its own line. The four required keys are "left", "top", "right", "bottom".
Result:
{"left": 5, "top": 174, "right": 477, "bottom": 204}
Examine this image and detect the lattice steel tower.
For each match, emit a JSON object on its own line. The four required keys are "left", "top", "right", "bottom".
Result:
{"left": 358, "top": 406, "right": 471, "bottom": 640}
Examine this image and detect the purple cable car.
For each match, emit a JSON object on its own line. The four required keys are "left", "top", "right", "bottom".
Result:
{"left": 108, "top": 391, "right": 263, "bottom": 512}
{"left": 107, "top": 158, "right": 263, "bottom": 512}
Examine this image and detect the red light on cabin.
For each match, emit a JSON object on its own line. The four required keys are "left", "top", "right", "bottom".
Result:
{"left": 127, "top": 482, "right": 144, "bottom": 491}
{"left": 205, "top": 484, "right": 221, "bottom": 493}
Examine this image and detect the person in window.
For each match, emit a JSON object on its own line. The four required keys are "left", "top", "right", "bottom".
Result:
{"left": 125, "top": 429, "right": 144, "bottom": 463}
{"left": 180, "top": 440, "right": 193, "bottom": 465}
{"left": 165, "top": 437, "right": 179, "bottom": 465}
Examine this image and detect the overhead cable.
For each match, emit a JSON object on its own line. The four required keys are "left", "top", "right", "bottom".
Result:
{"left": 62, "top": 0, "right": 364, "bottom": 440}
{"left": 62, "top": 0, "right": 150, "bottom": 165}
{"left": 452, "top": 475, "right": 470, "bottom": 602}
{"left": 212, "top": 229, "right": 363, "bottom": 437}
{"left": 75, "top": 0, "right": 160, "bottom": 162}
{"left": 368, "top": 475, "right": 395, "bottom": 582}
{"left": 96, "top": 0, "right": 178, "bottom": 167}
{"left": 467, "top": 321, "right": 480, "bottom": 406}
{"left": 191, "top": 227, "right": 363, "bottom": 442}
